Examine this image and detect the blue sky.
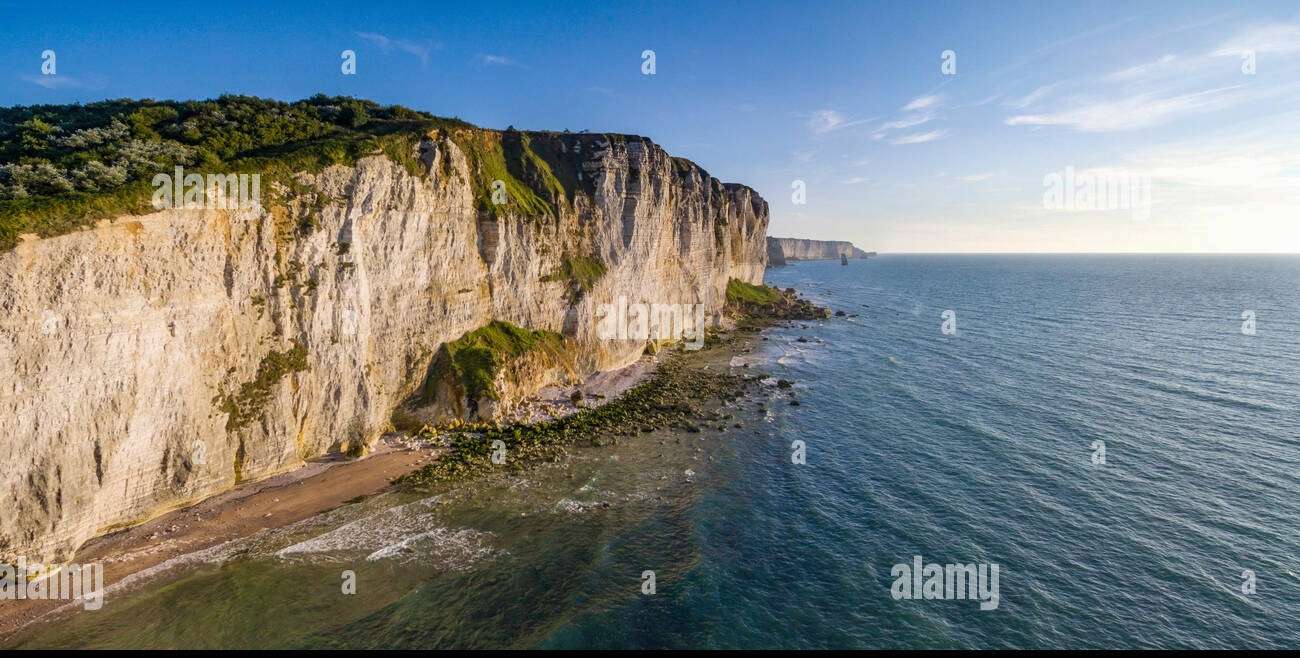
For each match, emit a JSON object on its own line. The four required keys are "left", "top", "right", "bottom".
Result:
{"left": 3, "top": 0, "right": 1299, "bottom": 252}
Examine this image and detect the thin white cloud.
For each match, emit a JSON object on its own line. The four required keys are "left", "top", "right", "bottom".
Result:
{"left": 891, "top": 130, "right": 948, "bottom": 145}
{"left": 968, "top": 94, "right": 1002, "bottom": 107}
{"left": 1005, "top": 83, "right": 1062, "bottom": 108}
{"left": 873, "top": 94, "right": 945, "bottom": 141}
{"left": 841, "top": 176, "right": 870, "bottom": 184}
{"left": 356, "top": 32, "right": 438, "bottom": 65}
{"left": 22, "top": 74, "right": 85, "bottom": 89}
{"left": 1010, "top": 20, "right": 1300, "bottom": 133}
{"left": 1099, "top": 22, "right": 1300, "bottom": 87}
{"left": 806, "top": 109, "right": 872, "bottom": 134}
{"left": 1105, "top": 54, "right": 1181, "bottom": 82}
{"left": 807, "top": 109, "right": 846, "bottom": 133}
{"left": 1005, "top": 85, "right": 1251, "bottom": 132}
{"left": 902, "top": 94, "right": 941, "bottom": 111}
{"left": 1213, "top": 22, "right": 1300, "bottom": 57}
{"left": 958, "top": 172, "right": 997, "bottom": 182}
{"left": 987, "top": 16, "right": 1138, "bottom": 79}
{"left": 475, "top": 53, "right": 529, "bottom": 69}
{"left": 879, "top": 112, "right": 934, "bottom": 132}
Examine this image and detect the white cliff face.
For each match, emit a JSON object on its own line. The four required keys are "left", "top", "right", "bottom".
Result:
{"left": 767, "top": 237, "right": 869, "bottom": 263}
{"left": 0, "top": 131, "right": 768, "bottom": 562}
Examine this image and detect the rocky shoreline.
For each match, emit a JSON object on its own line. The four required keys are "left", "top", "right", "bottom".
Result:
{"left": 395, "top": 283, "right": 829, "bottom": 487}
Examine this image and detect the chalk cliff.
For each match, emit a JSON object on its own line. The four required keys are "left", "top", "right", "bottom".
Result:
{"left": 0, "top": 129, "right": 768, "bottom": 562}
{"left": 766, "top": 237, "right": 870, "bottom": 264}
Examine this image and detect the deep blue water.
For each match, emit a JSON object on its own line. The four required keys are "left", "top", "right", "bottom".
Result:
{"left": 545, "top": 255, "right": 1300, "bottom": 649}
{"left": 13, "top": 255, "right": 1300, "bottom": 649}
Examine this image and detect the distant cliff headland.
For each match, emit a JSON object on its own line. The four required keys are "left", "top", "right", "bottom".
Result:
{"left": 766, "top": 237, "right": 874, "bottom": 266}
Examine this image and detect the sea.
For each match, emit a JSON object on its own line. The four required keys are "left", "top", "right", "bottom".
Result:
{"left": 9, "top": 255, "right": 1300, "bottom": 649}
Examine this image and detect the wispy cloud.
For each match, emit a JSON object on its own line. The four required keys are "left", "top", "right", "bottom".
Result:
{"left": 1212, "top": 22, "right": 1300, "bottom": 56}
{"left": 873, "top": 95, "right": 945, "bottom": 142}
{"left": 1004, "top": 83, "right": 1061, "bottom": 108}
{"left": 1105, "top": 54, "right": 1182, "bottom": 82}
{"left": 987, "top": 16, "right": 1138, "bottom": 79}
{"left": 1007, "top": 21, "right": 1300, "bottom": 133}
{"left": 891, "top": 130, "right": 948, "bottom": 145}
{"left": 22, "top": 74, "right": 87, "bottom": 89}
{"left": 1006, "top": 85, "right": 1254, "bottom": 132}
{"left": 878, "top": 112, "right": 933, "bottom": 132}
{"left": 841, "top": 176, "right": 870, "bottom": 184}
{"left": 958, "top": 172, "right": 997, "bottom": 182}
{"left": 475, "top": 53, "right": 529, "bottom": 69}
{"left": 356, "top": 31, "right": 438, "bottom": 66}
{"left": 806, "top": 109, "right": 873, "bottom": 134}
{"left": 901, "top": 94, "right": 941, "bottom": 111}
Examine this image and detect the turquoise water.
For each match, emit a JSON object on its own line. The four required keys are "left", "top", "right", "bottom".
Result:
{"left": 12, "top": 255, "right": 1300, "bottom": 649}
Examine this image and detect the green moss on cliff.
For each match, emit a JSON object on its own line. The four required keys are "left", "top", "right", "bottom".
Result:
{"left": 219, "top": 342, "right": 311, "bottom": 432}
{"left": 726, "top": 278, "right": 830, "bottom": 324}
{"left": 448, "top": 129, "right": 567, "bottom": 220}
{"left": 397, "top": 355, "right": 751, "bottom": 486}
{"left": 541, "top": 254, "right": 607, "bottom": 295}
{"left": 424, "top": 320, "right": 567, "bottom": 405}
{"left": 726, "top": 278, "right": 781, "bottom": 306}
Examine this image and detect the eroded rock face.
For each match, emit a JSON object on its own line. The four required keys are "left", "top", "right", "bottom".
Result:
{"left": 767, "top": 237, "right": 869, "bottom": 263}
{"left": 0, "top": 131, "right": 768, "bottom": 561}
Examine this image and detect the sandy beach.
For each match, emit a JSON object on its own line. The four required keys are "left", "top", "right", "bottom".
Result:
{"left": 0, "top": 354, "right": 663, "bottom": 639}
{"left": 0, "top": 437, "right": 436, "bottom": 637}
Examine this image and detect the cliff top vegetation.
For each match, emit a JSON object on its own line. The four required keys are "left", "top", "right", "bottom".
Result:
{"left": 0, "top": 95, "right": 743, "bottom": 253}
{"left": 0, "top": 95, "right": 476, "bottom": 250}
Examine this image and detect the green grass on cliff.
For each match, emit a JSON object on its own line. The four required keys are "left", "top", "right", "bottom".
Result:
{"left": 449, "top": 129, "right": 567, "bottom": 220}
{"left": 424, "top": 320, "right": 568, "bottom": 405}
{"left": 726, "top": 278, "right": 781, "bottom": 306}
{"left": 0, "top": 95, "right": 738, "bottom": 253}
{"left": 0, "top": 95, "right": 472, "bottom": 251}
{"left": 398, "top": 355, "right": 751, "bottom": 487}
{"left": 541, "top": 254, "right": 607, "bottom": 295}
{"left": 218, "top": 342, "right": 311, "bottom": 432}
